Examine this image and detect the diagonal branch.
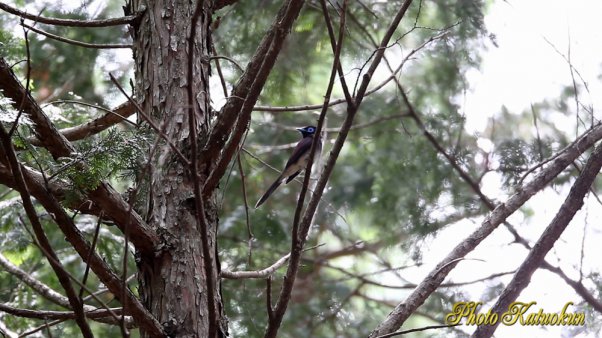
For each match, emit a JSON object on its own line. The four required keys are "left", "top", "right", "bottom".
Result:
{"left": 0, "top": 155, "right": 165, "bottom": 337}
{"left": 264, "top": 1, "right": 348, "bottom": 335}
{"left": 473, "top": 143, "right": 602, "bottom": 338}
{"left": 388, "top": 64, "right": 602, "bottom": 315}
{"left": 0, "top": 57, "right": 158, "bottom": 254}
{"left": 0, "top": 124, "right": 94, "bottom": 338}
{"left": 0, "top": 252, "right": 70, "bottom": 308}
{"left": 319, "top": 0, "right": 353, "bottom": 104}
{"left": 265, "top": 1, "right": 415, "bottom": 337}
{"left": 201, "top": 0, "right": 306, "bottom": 175}
{"left": 29, "top": 101, "right": 136, "bottom": 145}
{"left": 368, "top": 122, "right": 602, "bottom": 337}
{"left": 0, "top": 252, "right": 134, "bottom": 327}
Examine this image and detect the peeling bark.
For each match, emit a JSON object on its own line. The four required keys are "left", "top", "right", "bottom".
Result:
{"left": 130, "top": 0, "right": 224, "bottom": 336}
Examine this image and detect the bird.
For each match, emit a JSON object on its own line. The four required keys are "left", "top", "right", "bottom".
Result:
{"left": 255, "top": 125, "right": 322, "bottom": 208}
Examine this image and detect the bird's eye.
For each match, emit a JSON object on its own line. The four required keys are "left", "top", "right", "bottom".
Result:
{"left": 307, "top": 127, "right": 315, "bottom": 132}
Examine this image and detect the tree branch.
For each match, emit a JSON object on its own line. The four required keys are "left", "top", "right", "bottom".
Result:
{"left": 0, "top": 155, "right": 163, "bottom": 336}
{"left": 0, "top": 2, "right": 142, "bottom": 27}
{"left": 265, "top": 1, "right": 415, "bottom": 336}
{"left": 0, "top": 252, "right": 71, "bottom": 308}
{"left": 221, "top": 253, "right": 290, "bottom": 279}
{"left": 29, "top": 101, "right": 136, "bottom": 145}
{"left": 0, "top": 303, "right": 123, "bottom": 321}
{"left": 379, "top": 51, "right": 602, "bottom": 320}
{"left": 201, "top": 0, "right": 306, "bottom": 174}
{"left": 21, "top": 23, "right": 132, "bottom": 49}
{"left": 368, "top": 121, "right": 602, "bottom": 337}
{"left": 0, "top": 124, "right": 94, "bottom": 338}
{"left": 0, "top": 57, "right": 158, "bottom": 254}
{"left": 473, "top": 143, "right": 602, "bottom": 338}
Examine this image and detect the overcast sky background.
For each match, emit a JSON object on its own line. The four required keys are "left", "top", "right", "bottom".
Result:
{"left": 419, "top": 1, "right": 602, "bottom": 337}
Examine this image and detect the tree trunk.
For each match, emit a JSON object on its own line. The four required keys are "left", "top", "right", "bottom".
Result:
{"left": 129, "top": 0, "right": 224, "bottom": 336}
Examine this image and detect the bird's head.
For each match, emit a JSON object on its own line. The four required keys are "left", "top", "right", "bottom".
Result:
{"left": 296, "top": 125, "right": 317, "bottom": 138}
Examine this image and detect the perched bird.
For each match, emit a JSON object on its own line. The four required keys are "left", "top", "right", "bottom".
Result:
{"left": 255, "top": 125, "right": 322, "bottom": 208}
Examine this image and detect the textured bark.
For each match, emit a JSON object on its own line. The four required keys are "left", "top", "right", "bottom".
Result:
{"left": 130, "top": 0, "right": 224, "bottom": 337}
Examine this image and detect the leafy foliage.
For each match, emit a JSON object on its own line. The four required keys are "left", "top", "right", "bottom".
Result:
{"left": 0, "top": 0, "right": 600, "bottom": 337}
{"left": 55, "top": 128, "right": 148, "bottom": 192}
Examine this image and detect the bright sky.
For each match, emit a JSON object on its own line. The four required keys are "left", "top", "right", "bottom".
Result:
{"left": 415, "top": 1, "right": 602, "bottom": 337}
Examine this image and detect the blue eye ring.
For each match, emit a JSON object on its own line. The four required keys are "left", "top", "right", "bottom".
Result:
{"left": 307, "top": 127, "right": 315, "bottom": 132}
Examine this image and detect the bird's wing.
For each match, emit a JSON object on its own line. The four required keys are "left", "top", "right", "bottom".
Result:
{"left": 284, "top": 136, "right": 313, "bottom": 170}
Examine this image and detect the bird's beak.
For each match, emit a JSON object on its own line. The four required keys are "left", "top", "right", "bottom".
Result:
{"left": 296, "top": 127, "right": 304, "bottom": 132}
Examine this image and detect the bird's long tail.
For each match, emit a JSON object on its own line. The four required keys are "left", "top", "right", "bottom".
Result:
{"left": 255, "top": 176, "right": 283, "bottom": 208}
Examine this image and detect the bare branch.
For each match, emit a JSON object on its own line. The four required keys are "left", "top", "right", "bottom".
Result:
{"left": 30, "top": 101, "right": 136, "bottom": 145}
{"left": 374, "top": 324, "right": 461, "bottom": 338}
{"left": 21, "top": 23, "right": 132, "bottom": 49}
{"left": 0, "top": 252, "right": 135, "bottom": 327}
{"left": 0, "top": 252, "right": 70, "bottom": 307}
{"left": 251, "top": 24, "right": 448, "bottom": 114}
{"left": 209, "top": 55, "right": 244, "bottom": 72}
{"left": 474, "top": 143, "right": 602, "bottom": 337}
{"left": 368, "top": 121, "right": 602, "bottom": 337}
{"left": 265, "top": 1, "right": 416, "bottom": 336}
{"left": 0, "top": 2, "right": 142, "bottom": 27}
{"left": 264, "top": 1, "right": 348, "bottom": 334}
{"left": 0, "top": 303, "right": 123, "bottom": 321}
{"left": 221, "top": 244, "right": 323, "bottom": 280}
{"left": 201, "top": 0, "right": 306, "bottom": 175}
{"left": 319, "top": 0, "right": 353, "bottom": 104}
{"left": 381, "top": 53, "right": 602, "bottom": 317}
{"left": 221, "top": 253, "right": 290, "bottom": 280}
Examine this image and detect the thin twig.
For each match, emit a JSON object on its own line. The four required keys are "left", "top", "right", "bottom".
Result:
{"left": 21, "top": 23, "right": 132, "bottom": 49}
{"left": 209, "top": 55, "right": 243, "bottom": 72}
{"left": 374, "top": 324, "right": 461, "bottom": 338}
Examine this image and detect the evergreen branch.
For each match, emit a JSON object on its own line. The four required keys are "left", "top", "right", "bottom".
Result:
{"left": 0, "top": 57, "right": 159, "bottom": 254}
{"left": 0, "top": 124, "right": 94, "bottom": 338}
{"left": 0, "top": 158, "right": 165, "bottom": 336}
